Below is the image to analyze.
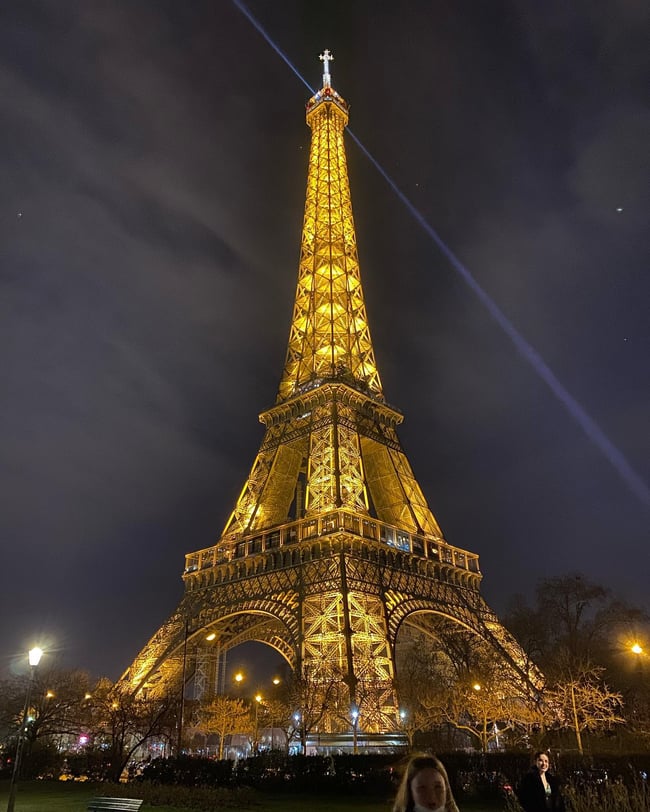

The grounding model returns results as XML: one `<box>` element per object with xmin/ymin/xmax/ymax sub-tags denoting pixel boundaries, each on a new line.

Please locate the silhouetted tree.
<box><xmin>195</xmin><ymin>695</ymin><xmax>250</xmax><ymax>759</ymax></box>
<box><xmin>88</xmin><ymin>678</ymin><xmax>178</xmax><ymax>782</ymax></box>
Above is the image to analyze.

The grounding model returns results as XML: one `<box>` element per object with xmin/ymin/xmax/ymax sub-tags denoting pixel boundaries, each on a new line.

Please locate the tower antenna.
<box><xmin>319</xmin><ymin>49</ymin><xmax>333</xmax><ymax>88</ymax></box>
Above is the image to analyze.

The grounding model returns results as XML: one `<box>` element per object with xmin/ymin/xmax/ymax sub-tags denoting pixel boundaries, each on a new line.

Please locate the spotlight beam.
<box><xmin>232</xmin><ymin>0</ymin><xmax>650</xmax><ymax>509</ymax></box>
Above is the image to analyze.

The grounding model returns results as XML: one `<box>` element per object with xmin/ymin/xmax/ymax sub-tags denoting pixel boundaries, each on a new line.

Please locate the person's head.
<box><xmin>533</xmin><ymin>751</ymin><xmax>550</xmax><ymax>774</ymax></box>
<box><xmin>393</xmin><ymin>754</ymin><xmax>459</xmax><ymax>812</ymax></box>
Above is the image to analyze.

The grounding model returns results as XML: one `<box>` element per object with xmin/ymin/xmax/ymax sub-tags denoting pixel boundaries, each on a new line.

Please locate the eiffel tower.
<box><xmin>120</xmin><ymin>51</ymin><xmax>535</xmax><ymax>732</ymax></box>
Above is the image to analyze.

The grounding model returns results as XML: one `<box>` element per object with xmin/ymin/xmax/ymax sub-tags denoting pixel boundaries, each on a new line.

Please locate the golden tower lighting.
<box><xmin>120</xmin><ymin>52</ymin><xmax>536</xmax><ymax>739</ymax></box>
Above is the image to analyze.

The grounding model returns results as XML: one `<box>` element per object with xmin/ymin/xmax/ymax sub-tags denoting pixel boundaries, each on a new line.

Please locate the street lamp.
<box><xmin>177</xmin><ymin>619</ymin><xmax>190</xmax><ymax>756</ymax></box>
<box><xmin>399</xmin><ymin>708</ymin><xmax>413</xmax><ymax>749</ymax></box>
<box><xmin>351</xmin><ymin>706</ymin><xmax>359</xmax><ymax>754</ymax></box>
<box><xmin>254</xmin><ymin>694</ymin><xmax>262</xmax><ymax>754</ymax></box>
<box><xmin>7</xmin><ymin>647</ymin><xmax>43</xmax><ymax>812</ymax></box>
<box><xmin>29</xmin><ymin>648</ymin><xmax>42</xmax><ymax>666</ymax></box>
<box><xmin>270</xmin><ymin>678</ymin><xmax>280</xmax><ymax>749</ymax></box>
<box><xmin>293</xmin><ymin>711</ymin><xmax>303</xmax><ymax>755</ymax></box>
<box><xmin>630</xmin><ymin>642</ymin><xmax>645</xmax><ymax>684</ymax></box>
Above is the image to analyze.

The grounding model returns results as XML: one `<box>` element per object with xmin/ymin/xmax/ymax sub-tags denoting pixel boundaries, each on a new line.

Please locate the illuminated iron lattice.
<box><xmin>119</xmin><ymin>55</ymin><xmax>538</xmax><ymax>735</ymax></box>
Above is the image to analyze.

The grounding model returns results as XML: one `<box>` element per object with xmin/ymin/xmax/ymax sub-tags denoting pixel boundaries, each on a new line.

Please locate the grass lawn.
<box><xmin>0</xmin><ymin>782</ymin><xmax>388</xmax><ymax>811</ymax></box>
<box><xmin>0</xmin><ymin>780</ymin><xmax>503</xmax><ymax>811</ymax></box>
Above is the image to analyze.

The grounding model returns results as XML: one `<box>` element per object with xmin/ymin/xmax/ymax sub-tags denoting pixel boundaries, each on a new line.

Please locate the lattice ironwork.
<box><xmin>193</xmin><ymin>645</ymin><xmax>218</xmax><ymax>701</ymax></box>
<box><xmin>278</xmin><ymin>85</ymin><xmax>382</xmax><ymax>403</ymax></box>
<box><xmin>119</xmin><ymin>58</ymin><xmax>537</xmax><ymax>736</ymax></box>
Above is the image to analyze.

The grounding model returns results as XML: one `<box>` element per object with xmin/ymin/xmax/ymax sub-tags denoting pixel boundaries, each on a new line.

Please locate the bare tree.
<box><xmin>195</xmin><ymin>696</ymin><xmax>250</xmax><ymax>759</ymax></box>
<box><xmin>256</xmin><ymin>697</ymin><xmax>295</xmax><ymax>753</ymax></box>
<box><xmin>394</xmin><ymin>633</ymin><xmax>454</xmax><ymax>749</ymax></box>
<box><xmin>88</xmin><ymin>678</ymin><xmax>178</xmax><ymax>782</ymax></box>
<box><xmin>546</xmin><ymin>666</ymin><xmax>624</xmax><ymax>755</ymax></box>
<box><xmin>0</xmin><ymin>666</ymin><xmax>93</xmax><ymax>766</ymax></box>
<box><xmin>505</xmin><ymin>573</ymin><xmax>648</xmax><ymax>750</ymax></box>
<box><xmin>516</xmin><ymin>573</ymin><xmax>646</xmax><ymax>678</ymax></box>
<box><xmin>422</xmin><ymin>673</ymin><xmax>534</xmax><ymax>753</ymax></box>
<box><xmin>284</xmin><ymin>667</ymin><xmax>336</xmax><ymax>754</ymax></box>
<box><xmin>410</xmin><ymin>636</ymin><xmax>540</xmax><ymax>753</ymax></box>
<box><xmin>503</xmin><ymin>595</ymin><xmax>547</xmax><ymax>672</ymax></box>
<box><xmin>397</xmin><ymin>706</ymin><xmax>436</xmax><ymax>751</ymax></box>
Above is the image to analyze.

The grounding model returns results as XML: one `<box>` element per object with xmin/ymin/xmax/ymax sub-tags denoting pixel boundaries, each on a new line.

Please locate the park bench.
<box><xmin>86</xmin><ymin>799</ymin><xmax>143</xmax><ymax>812</ymax></box>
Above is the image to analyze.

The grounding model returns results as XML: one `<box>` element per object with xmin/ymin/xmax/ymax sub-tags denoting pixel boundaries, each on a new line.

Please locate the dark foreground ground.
<box><xmin>0</xmin><ymin>780</ymin><xmax>503</xmax><ymax>811</ymax></box>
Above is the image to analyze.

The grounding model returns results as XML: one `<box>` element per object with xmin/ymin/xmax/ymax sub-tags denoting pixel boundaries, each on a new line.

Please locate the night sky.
<box><xmin>2</xmin><ymin>1</ymin><xmax>648</xmax><ymax>683</ymax></box>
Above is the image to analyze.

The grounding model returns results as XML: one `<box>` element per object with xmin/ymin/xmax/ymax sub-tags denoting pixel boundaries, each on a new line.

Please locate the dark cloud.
<box><xmin>1</xmin><ymin>1</ymin><xmax>647</xmax><ymax>679</ymax></box>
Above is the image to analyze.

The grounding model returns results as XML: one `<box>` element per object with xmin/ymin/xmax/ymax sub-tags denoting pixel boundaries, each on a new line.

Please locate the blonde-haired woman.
<box><xmin>393</xmin><ymin>753</ymin><xmax>460</xmax><ymax>812</ymax></box>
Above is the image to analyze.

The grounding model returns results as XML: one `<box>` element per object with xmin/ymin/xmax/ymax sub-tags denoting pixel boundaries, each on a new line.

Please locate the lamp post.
<box><xmin>399</xmin><ymin>708</ymin><xmax>414</xmax><ymax>750</ymax></box>
<box><xmin>177</xmin><ymin>619</ymin><xmax>190</xmax><ymax>756</ymax></box>
<box><xmin>253</xmin><ymin>694</ymin><xmax>262</xmax><ymax>754</ymax></box>
<box><xmin>630</xmin><ymin>642</ymin><xmax>645</xmax><ymax>689</ymax></box>
<box><xmin>269</xmin><ymin>678</ymin><xmax>280</xmax><ymax>750</ymax></box>
<box><xmin>293</xmin><ymin>711</ymin><xmax>303</xmax><ymax>755</ymax></box>
<box><xmin>7</xmin><ymin>647</ymin><xmax>43</xmax><ymax>812</ymax></box>
<box><xmin>269</xmin><ymin>677</ymin><xmax>281</xmax><ymax>750</ymax></box>
<box><xmin>351</xmin><ymin>706</ymin><xmax>359</xmax><ymax>754</ymax></box>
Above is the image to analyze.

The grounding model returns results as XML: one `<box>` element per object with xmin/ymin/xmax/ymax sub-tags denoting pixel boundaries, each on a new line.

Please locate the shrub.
<box><xmin>106</xmin><ymin>781</ymin><xmax>260</xmax><ymax>810</ymax></box>
<box><xmin>140</xmin><ymin>756</ymin><xmax>234</xmax><ymax>787</ymax></box>
<box><xmin>563</xmin><ymin>780</ymin><xmax>650</xmax><ymax>812</ymax></box>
